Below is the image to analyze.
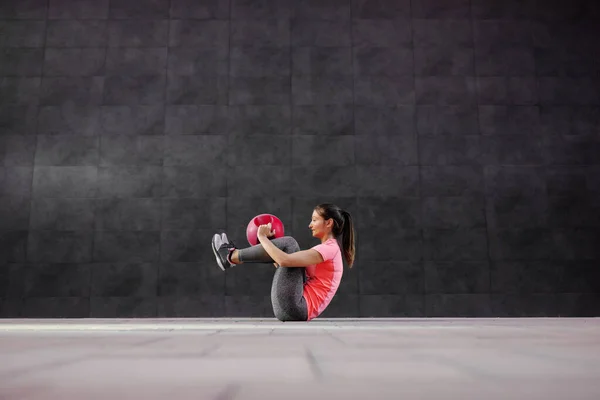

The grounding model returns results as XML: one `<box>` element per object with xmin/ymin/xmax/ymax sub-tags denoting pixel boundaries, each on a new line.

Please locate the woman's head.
<box><xmin>310</xmin><ymin>203</ymin><xmax>355</xmax><ymax>268</ymax></box>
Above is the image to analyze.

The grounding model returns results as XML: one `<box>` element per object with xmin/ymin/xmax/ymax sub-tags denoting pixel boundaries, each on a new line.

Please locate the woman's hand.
<box><xmin>257</xmin><ymin>222</ymin><xmax>275</xmax><ymax>239</ymax></box>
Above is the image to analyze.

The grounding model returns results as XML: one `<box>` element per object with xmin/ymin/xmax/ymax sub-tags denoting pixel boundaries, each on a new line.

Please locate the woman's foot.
<box><xmin>211</xmin><ymin>232</ymin><xmax>236</xmax><ymax>271</ymax></box>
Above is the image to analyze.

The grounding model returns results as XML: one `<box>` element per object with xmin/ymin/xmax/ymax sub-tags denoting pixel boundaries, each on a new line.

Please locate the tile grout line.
<box><xmin>289</xmin><ymin>0</ymin><xmax>293</xmax><ymax>239</ymax></box>
<box><xmin>304</xmin><ymin>346</ymin><xmax>325</xmax><ymax>381</ymax></box>
<box><xmin>468</xmin><ymin>0</ymin><xmax>494</xmax><ymax>307</ymax></box>
<box><xmin>222</xmin><ymin>0</ymin><xmax>233</xmax><ymax>302</ymax></box>
<box><xmin>24</xmin><ymin>0</ymin><xmax>52</xmax><ymax>287</ymax></box>
<box><xmin>408</xmin><ymin>0</ymin><xmax>427</xmax><ymax>317</ymax></box>
<box><xmin>155</xmin><ymin>0</ymin><xmax>174</xmax><ymax>318</ymax></box>
<box><xmin>349</xmin><ymin>0</ymin><xmax>361</xmax><ymax>318</ymax></box>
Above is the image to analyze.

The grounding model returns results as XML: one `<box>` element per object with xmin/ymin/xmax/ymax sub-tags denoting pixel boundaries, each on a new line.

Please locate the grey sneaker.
<box><xmin>211</xmin><ymin>232</ymin><xmax>236</xmax><ymax>271</ymax></box>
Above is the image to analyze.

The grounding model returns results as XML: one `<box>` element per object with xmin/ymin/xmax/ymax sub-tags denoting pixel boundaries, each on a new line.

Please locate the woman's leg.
<box><xmin>212</xmin><ymin>234</ymin><xmax>300</xmax><ymax>269</ymax></box>
<box><xmin>231</xmin><ymin>236</ymin><xmax>308</xmax><ymax>321</ymax></box>
<box><xmin>271</xmin><ymin>266</ymin><xmax>308</xmax><ymax>322</ymax></box>
<box><xmin>234</xmin><ymin>236</ymin><xmax>300</xmax><ymax>264</ymax></box>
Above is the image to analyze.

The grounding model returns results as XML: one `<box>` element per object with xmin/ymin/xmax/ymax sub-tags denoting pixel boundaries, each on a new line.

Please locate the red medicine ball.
<box><xmin>246</xmin><ymin>213</ymin><xmax>285</xmax><ymax>246</ymax></box>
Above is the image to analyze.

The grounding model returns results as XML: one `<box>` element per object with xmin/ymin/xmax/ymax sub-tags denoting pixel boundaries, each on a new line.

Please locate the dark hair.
<box><xmin>314</xmin><ymin>203</ymin><xmax>355</xmax><ymax>268</ymax></box>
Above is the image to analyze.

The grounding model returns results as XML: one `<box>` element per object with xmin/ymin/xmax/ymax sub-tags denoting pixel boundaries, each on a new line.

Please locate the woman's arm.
<box><xmin>257</xmin><ymin>226</ymin><xmax>323</xmax><ymax>267</ymax></box>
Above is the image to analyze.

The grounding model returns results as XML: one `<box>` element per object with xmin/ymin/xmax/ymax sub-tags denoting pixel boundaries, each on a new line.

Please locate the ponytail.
<box><xmin>315</xmin><ymin>203</ymin><xmax>356</xmax><ymax>268</ymax></box>
<box><xmin>340</xmin><ymin>210</ymin><xmax>356</xmax><ymax>268</ymax></box>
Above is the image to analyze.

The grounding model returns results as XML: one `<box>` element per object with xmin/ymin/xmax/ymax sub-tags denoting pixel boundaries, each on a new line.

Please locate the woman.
<box><xmin>211</xmin><ymin>203</ymin><xmax>355</xmax><ymax>322</ymax></box>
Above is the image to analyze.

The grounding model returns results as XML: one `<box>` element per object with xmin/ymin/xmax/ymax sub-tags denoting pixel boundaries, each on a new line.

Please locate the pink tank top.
<box><xmin>302</xmin><ymin>238</ymin><xmax>344</xmax><ymax>320</ymax></box>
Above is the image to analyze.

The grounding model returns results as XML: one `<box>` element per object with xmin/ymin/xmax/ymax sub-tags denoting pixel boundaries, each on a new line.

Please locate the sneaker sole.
<box><xmin>211</xmin><ymin>233</ymin><xmax>227</xmax><ymax>271</ymax></box>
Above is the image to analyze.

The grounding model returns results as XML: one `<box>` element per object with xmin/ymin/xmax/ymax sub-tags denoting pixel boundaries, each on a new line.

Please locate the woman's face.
<box><xmin>308</xmin><ymin>209</ymin><xmax>331</xmax><ymax>238</ymax></box>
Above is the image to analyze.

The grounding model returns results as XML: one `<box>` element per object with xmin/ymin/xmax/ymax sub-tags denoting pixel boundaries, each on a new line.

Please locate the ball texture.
<box><xmin>246</xmin><ymin>213</ymin><xmax>285</xmax><ymax>246</ymax></box>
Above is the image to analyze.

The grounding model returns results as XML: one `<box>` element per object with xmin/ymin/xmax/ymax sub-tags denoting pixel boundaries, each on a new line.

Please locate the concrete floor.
<box><xmin>0</xmin><ymin>318</ymin><xmax>599</xmax><ymax>400</ymax></box>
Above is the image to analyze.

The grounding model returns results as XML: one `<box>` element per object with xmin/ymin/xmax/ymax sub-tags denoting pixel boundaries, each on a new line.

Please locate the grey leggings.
<box><xmin>237</xmin><ymin>236</ymin><xmax>308</xmax><ymax>322</ymax></box>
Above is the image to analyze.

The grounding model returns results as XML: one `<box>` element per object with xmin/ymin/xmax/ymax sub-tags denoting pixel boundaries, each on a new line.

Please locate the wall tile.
<box><xmin>359</xmin><ymin>261</ymin><xmax>424</xmax><ymax>295</ymax></box>
<box><xmin>292</xmin><ymin>20</ymin><xmax>351</xmax><ymax>47</ymax></box>
<box><xmin>1</xmin><ymin>0</ymin><xmax>47</xmax><ymax>19</ymax></box>
<box><xmin>292</xmin><ymin>0</ymin><xmax>351</xmax><ymax>20</ymax></box>
<box><xmin>229</xmin><ymin>76</ymin><xmax>290</xmax><ymax>105</ymax></box>
<box><xmin>425</xmin><ymin>261</ymin><xmax>490</xmax><ymax>294</ymax></box>
<box><xmin>20</xmin><ymin>297</ymin><xmax>89</xmax><ymax>318</ymax></box>
<box><xmin>48</xmin><ymin>0</ymin><xmax>109</xmax><ymax>19</ymax></box>
<box><xmin>231</xmin><ymin>0</ymin><xmax>291</xmax><ymax>19</ymax></box>
<box><xmin>105</xmin><ymin>48</ymin><xmax>167</xmax><ymax>76</ymax></box>
<box><xmin>354</xmin><ymin>46</ymin><xmax>413</xmax><ymax>76</ymax></box>
<box><xmin>355</xmin><ymin>106</ymin><xmax>414</xmax><ymax>135</ymax></box>
<box><xmin>0</xmin><ymin>49</ymin><xmax>44</xmax><ymax>76</ymax></box>
<box><xmin>159</xmin><ymin>262</ymin><xmax>225</xmax><ymax>296</ymax></box>
<box><xmin>96</xmin><ymin>166</ymin><xmax>161</xmax><ymax>198</ymax></box>
<box><xmin>99</xmin><ymin>105</ymin><xmax>164</xmax><ymax>135</ymax></box>
<box><xmin>292</xmin><ymin>76</ymin><xmax>353</xmax><ymax>105</ymax></box>
<box><xmin>491</xmin><ymin>293</ymin><xmax>557</xmax><ymax>317</ymax></box>
<box><xmin>0</xmin><ymin>167</ymin><xmax>33</xmax><ymax>197</ymax></box>
<box><xmin>292</xmin><ymin>136</ymin><xmax>354</xmax><ymax>166</ymax></box>
<box><xmin>0</xmin><ymin>21</ymin><xmax>46</xmax><ymax>48</ymax></box>
<box><xmin>293</xmin><ymin>47</ymin><xmax>352</xmax><ymax>76</ymax></box>
<box><xmin>353</xmin><ymin>19</ymin><xmax>412</xmax><ymax>47</ymax></box>
<box><xmin>47</xmin><ymin>21</ymin><xmax>108</xmax><ymax>47</ymax></box>
<box><xmin>422</xmin><ymin>228</ymin><xmax>489</xmax><ymax>261</ymax></box>
<box><xmin>90</xmin><ymin>297</ymin><xmax>157</xmax><ymax>318</ymax></box>
<box><xmin>170</xmin><ymin>0</ymin><xmax>230</xmax><ymax>20</ymax></box>
<box><xmin>1</xmin><ymin>0</ymin><xmax>598</xmax><ymax>318</ymax></box>
<box><xmin>0</xmin><ymin>197</ymin><xmax>30</xmax><ymax>230</ymax></box>
<box><xmin>99</xmin><ymin>136</ymin><xmax>164</xmax><ymax>166</ymax></box>
<box><xmin>161</xmin><ymin>229</ymin><xmax>224</xmax><ymax>263</ymax></box>
<box><xmin>416</xmin><ymin>105</ymin><xmax>479</xmax><ymax>135</ymax></box>
<box><xmin>93</xmin><ymin>232</ymin><xmax>161</xmax><ymax>262</ymax></box>
<box><xmin>109</xmin><ymin>0</ymin><xmax>170</xmax><ymax>19</ymax></box>
<box><xmin>107</xmin><ymin>20</ymin><xmax>168</xmax><ymax>47</ymax></box>
<box><xmin>426</xmin><ymin>294</ymin><xmax>493</xmax><ymax>317</ymax></box>
<box><xmin>352</xmin><ymin>0</ymin><xmax>411</xmax><ymax>19</ymax></box>
<box><xmin>0</xmin><ymin>135</ymin><xmax>36</xmax><ymax>166</ymax></box>
<box><xmin>421</xmin><ymin>166</ymin><xmax>485</xmax><ymax>197</ymax></box>
<box><xmin>412</xmin><ymin>0</ymin><xmax>470</xmax><ymax>18</ymax></box>
<box><xmin>32</xmin><ymin>166</ymin><xmax>98</xmax><ymax>198</ymax></box>
<box><xmin>231</xmin><ymin>20</ymin><xmax>289</xmax><ymax>47</ymax></box>
<box><xmin>157</xmin><ymin>295</ymin><xmax>225</xmax><ymax>317</ymax></box>
<box><xmin>230</xmin><ymin>47</ymin><xmax>290</xmax><ymax>77</ymax></box>
<box><xmin>91</xmin><ymin>263</ymin><xmax>158</xmax><ymax>297</ymax></box>
<box><xmin>359</xmin><ymin>294</ymin><xmax>425</xmax><ymax>317</ymax></box>
<box><xmin>104</xmin><ymin>76</ymin><xmax>164</xmax><ymax>105</ymax></box>
<box><xmin>161</xmin><ymin>166</ymin><xmax>227</xmax><ymax>198</ymax></box>
<box><xmin>0</xmin><ymin>231</ymin><xmax>28</xmax><ymax>263</ymax></box>
<box><xmin>30</xmin><ymin>198</ymin><xmax>95</xmax><ymax>230</ymax></box>
<box><xmin>27</xmin><ymin>231</ymin><xmax>94</xmax><ymax>263</ymax></box>
<box><xmin>293</xmin><ymin>105</ymin><xmax>353</xmax><ymax>135</ymax></box>
<box><xmin>38</xmin><ymin>105</ymin><xmax>100</xmax><ymax>136</ymax></box>
<box><xmin>41</xmin><ymin>77</ymin><xmax>104</xmax><ymax>105</ymax></box>
<box><xmin>419</xmin><ymin>44</ymin><xmax>474</xmax><ymax>78</ymax></box>
<box><xmin>422</xmin><ymin>197</ymin><xmax>486</xmax><ymax>229</ymax></box>
<box><xmin>95</xmin><ymin>199</ymin><xmax>161</xmax><ymax>231</ymax></box>
<box><xmin>21</xmin><ymin>263</ymin><xmax>92</xmax><ymax>297</ymax></box>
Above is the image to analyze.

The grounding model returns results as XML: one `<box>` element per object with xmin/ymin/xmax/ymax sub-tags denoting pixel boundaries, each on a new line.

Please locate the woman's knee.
<box><xmin>284</xmin><ymin>236</ymin><xmax>300</xmax><ymax>252</ymax></box>
<box><xmin>273</xmin><ymin>236</ymin><xmax>300</xmax><ymax>253</ymax></box>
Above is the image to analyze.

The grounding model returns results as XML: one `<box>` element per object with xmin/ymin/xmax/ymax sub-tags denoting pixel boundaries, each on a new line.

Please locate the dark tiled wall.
<box><xmin>1</xmin><ymin>0</ymin><xmax>599</xmax><ymax>318</ymax></box>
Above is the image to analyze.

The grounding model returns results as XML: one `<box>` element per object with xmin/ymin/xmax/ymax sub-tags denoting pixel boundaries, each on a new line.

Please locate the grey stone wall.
<box><xmin>1</xmin><ymin>0</ymin><xmax>599</xmax><ymax>318</ymax></box>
